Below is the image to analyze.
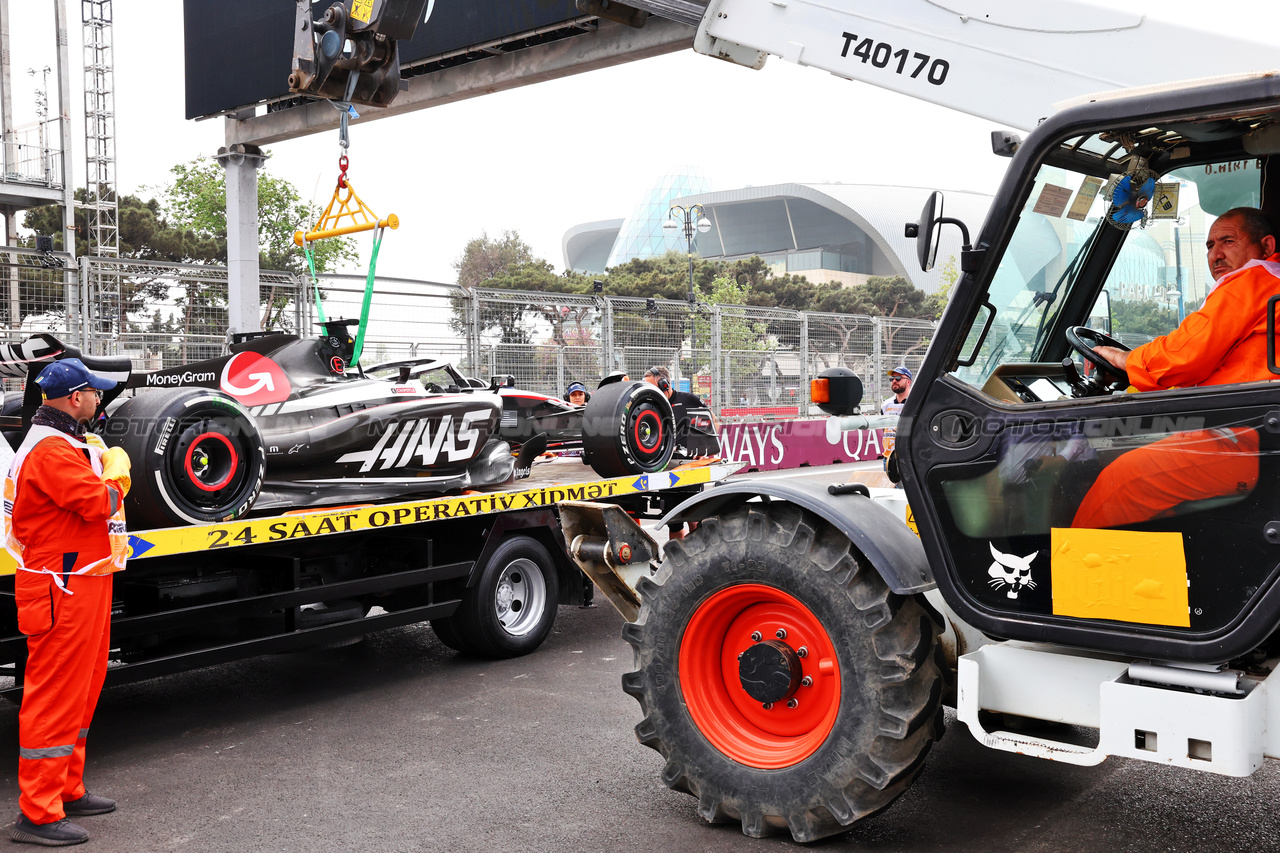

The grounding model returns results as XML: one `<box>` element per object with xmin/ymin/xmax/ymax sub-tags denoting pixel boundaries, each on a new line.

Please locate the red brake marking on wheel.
<box><xmin>679</xmin><ymin>584</ymin><xmax>841</xmax><ymax>769</ymax></box>
<box><xmin>185</xmin><ymin>432</ymin><xmax>238</xmax><ymax>492</ymax></box>
<box><xmin>633</xmin><ymin>410</ymin><xmax>662</xmax><ymax>453</ymax></box>
<box><xmin>220</xmin><ymin>351</ymin><xmax>291</xmax><ymax>406</ymax></box>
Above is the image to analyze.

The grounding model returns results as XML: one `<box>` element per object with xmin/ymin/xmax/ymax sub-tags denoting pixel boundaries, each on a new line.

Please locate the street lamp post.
<box><xmin>663</xmin><ymin>205</ymin><xmax>711</xmax><ymax>383</ymax></box>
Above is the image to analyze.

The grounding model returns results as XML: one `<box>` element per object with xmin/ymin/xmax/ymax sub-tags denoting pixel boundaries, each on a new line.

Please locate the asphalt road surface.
<box><xmin>0</xmin><ymin>601</ymin><xmax>1277</xmax><ymax>853</ymax></box>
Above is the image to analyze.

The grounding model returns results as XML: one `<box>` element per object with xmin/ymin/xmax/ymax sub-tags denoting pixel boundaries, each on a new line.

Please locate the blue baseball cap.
<box><xmin>35</xmin><ymin>358</ymin><xmax>116</xmax><ymax>399</ymax></box>
<box><xmin>888</xmin><ymin>366</ymin><xmax>912</xmax><ymax>380</ymax></box>
<box><xmin>566</xmin><ymin>382</ymin><xmax>587</xmax><ymax>396</ymax></box>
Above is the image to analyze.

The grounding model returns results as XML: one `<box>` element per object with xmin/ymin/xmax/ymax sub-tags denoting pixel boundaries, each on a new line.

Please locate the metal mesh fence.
<box><xmin>473</xmin><ymin>288</ymin><xmax>604</xmax><ymax>394</ymax></box>
<box><xmin>807</xmin><ymin>311</ymin><xmax>877</xmax><ymax>412</ymax></box>
<box><xmin>608</xmin><ymin>296</ymin><xmax>711</xmax><ymax>402</ymax></box>
<box><xmin>0</xmin><ymin>253</ymin><xmax>937</xmax><ymax>419</ymax></box>
<box><xmin>310</xmin><ymin>274</ymin><xmax>466</xmax><ymax>370</ymax></box>
<box><xmin>0</xmin><ymin>248</ymin><xmax>79</xmax><ymax>348</ymax></box>
<box><xmin>82</xmin><ymin>257</ymin><xmax>303</xmax><ymax>367</ymax></box>
<box><xmin>718</xmin><ymin>305</ymin><xmax>804</xmax><ymax>418</ymax></box>
<box><xmin>876</xmin><ymin>317</ymin><xmax>936</xmax><ymax>407</ymax></box>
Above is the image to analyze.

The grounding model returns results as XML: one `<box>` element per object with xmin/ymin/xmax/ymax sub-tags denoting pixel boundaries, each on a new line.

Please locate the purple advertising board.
<box><xmin>718</xmin><ymin>418</ymin><xmax>886</xmax><ymax>471</ymax></box>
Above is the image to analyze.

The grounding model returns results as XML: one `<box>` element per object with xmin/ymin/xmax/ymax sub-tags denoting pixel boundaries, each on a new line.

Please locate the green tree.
<box><xmin>927</xmin><ymin>255</ymin><xmax>960</xmax><ymax>319</ymax></box>
<box><xmin>446</xmin><ymin>232</ymin><xmax>943</xmax><ymax>382</ymax></box>
<box><xmin>22</xmin><ymin>191</ymin><xmax>222</xmax><ymax>262</ymax></box>
<box><xmin>1113</xmin><ymin>299</ymin><xmax>1179</xmax><ymax>339</ymax></box>
<box><xmin>157</xmin><ymin>156</ymin><xmax>358</xmax><ymax>334</ymax></box>
<box><xmin>158</xmin><ymin>156</ymin><xmax>356</xmax><ymax>275</ymax></box>
<box><xmin>23</xmin><ymin>161</ymin><xmax>356</xmax><ymax>341</ymax></box>
<box><xmin>692</xmin><ymin>275</ymin><xmax>771</xmax><ymax>399</ymax></box>
<box><xmin>21</xmin><ymin>191</ymin><xmax>226</xmax><ymax>337</ymax></box>
<box><xmin>453</xmin><ymin>230</ymin><xmax>538</xmax><ymax>289</ymax></box>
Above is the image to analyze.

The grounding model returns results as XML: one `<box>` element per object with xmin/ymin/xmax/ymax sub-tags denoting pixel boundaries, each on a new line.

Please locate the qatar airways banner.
<box><xmin>718</xmin><ymin>419</ymin><xmax>885</xmax><ymax>471</ymax></box>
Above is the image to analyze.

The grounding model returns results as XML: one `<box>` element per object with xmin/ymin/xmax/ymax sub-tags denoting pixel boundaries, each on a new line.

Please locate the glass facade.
<box><xmin>605</xmin><ymin>167</ymin><xmax>714</xmax><ymax>267</ymax></box>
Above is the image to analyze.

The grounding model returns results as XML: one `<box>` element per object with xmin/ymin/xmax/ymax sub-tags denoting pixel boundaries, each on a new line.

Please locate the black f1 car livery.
<box><xmin>366</xmin><ymin>358</ymin><xmax>723</xmax><ymax>476</ymax></box>
<box><xmin>0</xmin><ymin>321</ymin><xmax>716</xmax><ymax>529</ymax></box>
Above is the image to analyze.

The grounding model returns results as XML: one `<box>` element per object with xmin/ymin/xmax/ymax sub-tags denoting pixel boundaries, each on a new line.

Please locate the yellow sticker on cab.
<box><xmin>904</xmin><ymin>504</ymin><xmax>919</xmax><ymax>537</ymax></box>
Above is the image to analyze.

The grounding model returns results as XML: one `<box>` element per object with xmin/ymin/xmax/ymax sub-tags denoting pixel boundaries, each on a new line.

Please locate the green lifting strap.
<box><xmin>304</xmin><ymin>244</ymin><xmax>327</xmax><ymax>326</ymax></box>
<box><xmin>350</xmin><ymin>226</ymin><xmax>384</xmax><ymax>365</ymax></box>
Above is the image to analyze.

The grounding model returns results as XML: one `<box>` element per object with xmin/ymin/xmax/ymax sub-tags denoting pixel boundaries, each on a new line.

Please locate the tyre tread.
<box><xmin>622</xmin><ymin>503</ymin><xmax>944</xmax><ymax>843</ymax></box>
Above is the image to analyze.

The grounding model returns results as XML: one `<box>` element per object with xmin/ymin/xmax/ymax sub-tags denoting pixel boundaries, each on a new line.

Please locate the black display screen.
<box><xmin>184</xmin><ymin>0</ymin><xmax>584</xmax><ymax>120</ymax></box>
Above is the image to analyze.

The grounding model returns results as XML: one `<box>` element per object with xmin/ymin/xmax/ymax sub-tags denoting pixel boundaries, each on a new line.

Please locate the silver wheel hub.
<box><xmin>493</xmin><ymin>557</ymin><xmax>547</xmax><ymax>637</ymax></box>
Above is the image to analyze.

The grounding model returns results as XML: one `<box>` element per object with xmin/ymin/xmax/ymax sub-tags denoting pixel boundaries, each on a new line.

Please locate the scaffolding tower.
<box><xmin>81</xmin><ymin>0</ymin><xmax>117</xmax><ymax>258</ymax></box>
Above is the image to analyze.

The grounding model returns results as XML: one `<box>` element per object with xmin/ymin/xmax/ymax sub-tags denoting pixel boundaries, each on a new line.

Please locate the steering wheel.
<box><xmin>1065</xmin><ymin>326</ymin><xmax>1131</xmax><ymax>388</ymax></box>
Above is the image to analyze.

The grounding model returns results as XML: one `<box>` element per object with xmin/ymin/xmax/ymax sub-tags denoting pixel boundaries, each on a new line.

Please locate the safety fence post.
<box><xmin>76</xmin><ymin>255</ymin><xmax>91</xmax><ymax>353</ymax></box>
<box><xmin>294</xmin><ymin>272</ymin><xmax>306</xmax><ymax>339</ymax></box>
<box><xmin>468</xmin><ymin>288</ymin><xmax>482</xmax><ymax>377</ymax></box>
<box><xmin>556</xmin><ymin>347</ymin><xmax>565</xmax><ymax>396</ymax></box>
<box><xmin>871</xmin><ymin>316</ymin><xmax>884</xmax><ymax>409</ymax></box>
<box><xmin>601</xmin><ymin>296</ymin><xmax>613</xmax><ymax>376</ymax></box>
<box><xmin>709</xmin><ymin>304</ymin><xmax>722</xmax><ymax>416</ymax></box>
<box><xmin>799</xmin><ymin>313</ymin><xmax>809</xmax><ymax>417</ymax></box>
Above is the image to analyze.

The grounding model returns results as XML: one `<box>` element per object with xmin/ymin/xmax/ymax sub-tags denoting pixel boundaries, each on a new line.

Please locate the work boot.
<box><xmin>10</xmin><ymin>814</ymin><xmax>88</xmax><ymax>846</ymax></box>
<box><xmin>61</xmin><ymin>793</ymin><xmax>116</xmax><ymax>816</ymax></box>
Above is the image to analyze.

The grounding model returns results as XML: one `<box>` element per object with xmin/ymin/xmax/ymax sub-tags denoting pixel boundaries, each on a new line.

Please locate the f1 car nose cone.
<box><xmin>738</xmin><ymin>639</ymin><xmax>803</xmax><ymax>704</ymax></box>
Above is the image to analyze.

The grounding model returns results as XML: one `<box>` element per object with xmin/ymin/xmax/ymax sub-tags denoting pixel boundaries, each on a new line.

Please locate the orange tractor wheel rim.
<box><xmin>679</xmin><ymin>584</ymin><xmax>842</xmax><ymax>769</ymax></box>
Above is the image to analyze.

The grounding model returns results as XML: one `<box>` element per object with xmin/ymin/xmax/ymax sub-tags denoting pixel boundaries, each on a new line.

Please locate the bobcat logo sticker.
<box><xmin>987</xmin><ymin>543</ymin><xmax>1038</xmax><ymax>599</ymax></box>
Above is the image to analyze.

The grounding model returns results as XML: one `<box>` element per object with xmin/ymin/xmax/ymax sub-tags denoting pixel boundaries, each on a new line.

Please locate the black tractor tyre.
<box><xmin>102</xmin><ymin>388</ymin><xmax>266</xmax><ymax>528</ymax></box>
<box><xmin>431</xmin><ymin>536</ymin><xmax>559</xmax><ymax>658</ymax></box>
<box><xmin>581</xmin><ymin>380</ymin><xmax>675</xmax><ymax>478</ymax></box>
<box><xmin>622</xmin><ymin>502</ymin><xmax>945</xmax><ymax>842</ymax></box>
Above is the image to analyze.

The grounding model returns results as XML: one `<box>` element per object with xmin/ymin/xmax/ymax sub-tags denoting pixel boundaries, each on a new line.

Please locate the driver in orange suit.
<box><xmin>1073</xmin><ymin>207</ymin><xmax>1279</xmax><ymax>529</ymax></box>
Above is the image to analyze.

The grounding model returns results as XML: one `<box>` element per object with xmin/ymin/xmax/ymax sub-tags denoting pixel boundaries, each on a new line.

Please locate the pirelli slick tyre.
<box><xmin>581</xmin><ymin>380</ymin><xmax>674</xmax><ymax>478</ymax></box>
<box><xmin>103</xmin><ymin>388</ymin><xmax>266</xmax><ymax>528</ymax></box>
<box><xmin>622</xmin><ymin>503</ymin><xmax>945</xmax><ymax>843</ymax></box>
<box><xmin>431</xmin><ymin>536</ymin><xmax>559</xmax><ymax>658</ymax></box>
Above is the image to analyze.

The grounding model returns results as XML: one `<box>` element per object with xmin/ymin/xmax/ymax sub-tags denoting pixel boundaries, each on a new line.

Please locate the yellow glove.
<box><xmin>83</xmin><ymin>433</ymin><xmax>106</xmax><ymax>453</ymax></box>
<box><xmin>101</xmin><ymin>446</ymin><xmax>131</xmax><ymax>498</ymax></box>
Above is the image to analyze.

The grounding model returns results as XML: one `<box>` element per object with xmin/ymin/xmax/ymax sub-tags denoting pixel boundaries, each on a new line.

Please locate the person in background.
<box><xmin>880</xmin><ymin>366</ymin><xmax>912</xmax><ymax>488</ymax></box>
<box><xmin>565</xmin><ymin>382</ymin><xmax>590</xmax><ymax>406</ymax></box>
<box><xmin>643</xmin><ymin>366</ymin><xmax>703</xmax><ymax>444</ymax></box>
<box><xmin>643</xmin><ymin>366</ymin><xmax>706</xmax><ymax>540</ymax></box>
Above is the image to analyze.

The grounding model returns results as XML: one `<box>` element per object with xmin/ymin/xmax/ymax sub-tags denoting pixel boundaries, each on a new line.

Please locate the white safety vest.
<box><xmin>2</xmin><ymin>426</ymin><xmax>128</xmax><ymax>593</ymax></box>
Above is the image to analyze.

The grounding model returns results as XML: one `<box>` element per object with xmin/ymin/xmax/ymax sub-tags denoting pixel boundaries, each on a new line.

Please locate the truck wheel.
<box><xmin>432</xmin><ymin>536</ymin><xmax>559</xmax><ymax>658</ymax></box>
<box><xmin>429</xmin><ymin>616</ymin><xmax>467</xmax><ymax>653</ymax></box>
<box><xmin>103</xmin><ymin>388</ymin><xmax>266</xmax><ymax>528</ymax></box>
<box><xmin>581</xmin><ymin>380</ymin><xmax>674</xmax><ymax>478</ymax></box>
<box><xmin>622</xmin><ymin>503</ymin><xmax>944</xmax><ymax>842</ymax></box>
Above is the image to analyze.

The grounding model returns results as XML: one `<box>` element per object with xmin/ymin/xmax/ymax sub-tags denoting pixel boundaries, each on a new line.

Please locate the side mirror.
<box><xmin>916</xmin><ymin>191</ymin><xmax>943</xmax><ymax>273</ymax></box>
<box><xmin>908</xmin><ymin>191</ymin><xmax>977</xmax><ymax>274</ymax></box>
<box><xmin>991</xmin><ymin>130</ymin><xmax>1022</xmax><ymax>158</ymax></box>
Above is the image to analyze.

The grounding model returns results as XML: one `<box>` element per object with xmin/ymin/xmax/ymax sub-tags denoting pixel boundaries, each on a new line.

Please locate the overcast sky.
<box><xmin>2</xmin><ymin>0</ymin><xmax>1270</xmax><ymax>283</ymax></box>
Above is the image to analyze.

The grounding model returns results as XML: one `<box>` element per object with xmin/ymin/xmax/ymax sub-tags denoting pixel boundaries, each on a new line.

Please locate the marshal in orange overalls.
<box><xmin>5</xmin><ymin>429</ymin><xmax>127</xmax><ymax>825</ymax></box>
<box><xmin>1072</xmin><ymin>254</ymin><xmax>1280</xmax><ymax>529</ymax></box>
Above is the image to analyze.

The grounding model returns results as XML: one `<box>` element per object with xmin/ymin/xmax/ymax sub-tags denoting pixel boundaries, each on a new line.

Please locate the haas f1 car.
<box><xmin>365</xmin><ymin>359</ymin><xmax>723</xmax><ymax>474</ymax></box>
<box><xmin>0</xmin><ymin>322</ymin><xmax>707</xmax><ymax>529</ymax></box>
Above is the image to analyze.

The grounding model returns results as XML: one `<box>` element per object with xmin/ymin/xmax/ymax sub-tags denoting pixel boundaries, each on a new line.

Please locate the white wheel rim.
<box><xmin>494</xmin><ymin>557</ymin><xmax>547</xmax><ymax>637</ymax></box>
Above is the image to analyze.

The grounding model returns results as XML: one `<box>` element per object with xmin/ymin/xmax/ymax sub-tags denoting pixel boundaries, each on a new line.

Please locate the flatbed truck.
<box><xmin>0</xmin><ymin>459</ymin><xmax>738</xmax><ymax>700</ymax></box>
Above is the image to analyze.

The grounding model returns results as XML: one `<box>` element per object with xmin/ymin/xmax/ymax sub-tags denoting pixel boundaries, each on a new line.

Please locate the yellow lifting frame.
<box><xmin>293</xmin><ymin>175</ymin><xmax>399</xmax><ymax>247</ymax></box>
